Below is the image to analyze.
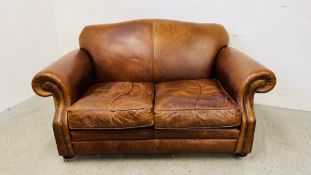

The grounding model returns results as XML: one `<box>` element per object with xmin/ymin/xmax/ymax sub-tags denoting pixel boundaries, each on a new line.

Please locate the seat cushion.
<box><xmin>68</xmin><ymin>82</ymin><xmax>154</xmax><ymax>129</ymax></box>
<box><xmin>154</xmin><ymin>79</ymin><xmax>241</xmax><ymax>129</ymax></box>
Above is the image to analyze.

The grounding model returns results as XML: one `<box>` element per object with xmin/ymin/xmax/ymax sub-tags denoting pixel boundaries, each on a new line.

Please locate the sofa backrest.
<box><xmin>79</xmin><ymin>19</ymin><xmax>229</xmax><ymax>83</ymax></box>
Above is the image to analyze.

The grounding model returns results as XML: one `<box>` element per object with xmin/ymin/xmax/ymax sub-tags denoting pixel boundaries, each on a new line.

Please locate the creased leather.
<box><xmin>215</xmin><ymin>47</ymin><xmax>276</xmax><ymax>154</ymax></box>
<box><xmin>154</xmin><ymin>79</ymin><xmax>241</xmax><ymax>129</ymax></box>
<box><xmin>68</xmin><ymin>82</ymin><xmax>154</xmax><ymax>129</ymax></box>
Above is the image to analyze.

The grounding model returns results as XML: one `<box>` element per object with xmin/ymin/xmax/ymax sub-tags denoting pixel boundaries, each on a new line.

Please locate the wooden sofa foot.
<box><xmin>236</xmin><ymin>153</ymin><xmax>248</xmax><ymax>157</ymax></box>
<box><xmin>63</xmin><ymin>155</ymin><xmax>75</xmax><ymax>162</ymax></box>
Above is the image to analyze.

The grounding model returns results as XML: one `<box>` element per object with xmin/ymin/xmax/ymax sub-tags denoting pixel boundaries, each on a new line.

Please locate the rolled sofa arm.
<box><xmin>32</xmin><ymin>49</ymin><xmax>93</xmax><ymax>106</ymax></box>
<box><xmin>215</xmin><ymin>47</ymin><xmax>276</xmax><ymax>104</ymax></box>
<box><xmin>214</xmin><ymin>47</ymin><xmax>276</xmax><ymax>154</ymax></box>
<box><xmin>31</xmin><ymin>49</ymin><xmax>93</xmax><ymax>157</ymax></box>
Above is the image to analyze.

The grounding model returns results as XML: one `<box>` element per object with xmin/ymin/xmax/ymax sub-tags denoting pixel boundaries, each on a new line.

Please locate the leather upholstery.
<box><xmin>31</xmin><ymin>19</ymin><xmax>276</xmax><ymax>158</ymax></box>
<box><xmin>68</xmin><ymin>82</ymin><xmax>154</xmax><ymax>129</ymax></box>
<box><xmin>153</xmin><ymin>20</ymin><xmax>228</xmax><ymax>82</ymax></box>
<box><xmin>32</xmin><ymin>49</ymin><xmax>93</xmax><ymax>105</ymax></box>
<box><xmin>71</xmin><ymin>128</ymin><xmax>240</xmax><ymax>141</ymax></box>
<box><xmin>215</xmin><ymin>47</ymin><xmax>276</xmax><ymax>103</ymax></box>
<box><xmin>79</xmin><ymin>20</ymin><xmax>154</xmax><ymax>82</ymax></box>
<box><xmin>154</xmin><ymin>79</ymin><xmax>241</xmax><ymax>129</ymax></box>
<box><xmin>79</xmin><ymin>19</ymin><xmax>228</xmax><ymax>83</ymax></box>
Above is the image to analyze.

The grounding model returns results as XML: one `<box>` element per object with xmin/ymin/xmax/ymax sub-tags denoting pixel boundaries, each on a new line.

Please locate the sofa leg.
<box><xmin>63</xmin><ymin>155</ymin><xmax>75</xmax><ymax>162</ymax></box>
<box><xmin>236</xmin><ymin>153</ymin><xmax>248</xmax><ymax>157</ymax></box>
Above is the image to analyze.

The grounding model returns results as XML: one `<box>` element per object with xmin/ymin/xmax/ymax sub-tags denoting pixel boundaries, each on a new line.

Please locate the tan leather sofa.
<box><xmin>32</xmin><ymin>19</ymin><xmax>276</xmax><ymax>160</ymax></box>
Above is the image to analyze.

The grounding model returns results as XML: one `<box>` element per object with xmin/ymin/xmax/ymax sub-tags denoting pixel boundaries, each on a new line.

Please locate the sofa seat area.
<box><xmin>154</xmin><ymin>79</ymin><xmax>241</xmax><ymax>129</ymax></box>
<box><xmin>67</xmin><ymin>79</ymin><xmax>241</xmax><ymax>131</ymax></box>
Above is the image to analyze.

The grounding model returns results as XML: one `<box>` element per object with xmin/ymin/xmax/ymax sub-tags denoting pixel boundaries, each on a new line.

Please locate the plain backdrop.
<box><xmin>0</xmin><ymin>0</ymin><xmax>311</xmax><ymax>112</ymax></box>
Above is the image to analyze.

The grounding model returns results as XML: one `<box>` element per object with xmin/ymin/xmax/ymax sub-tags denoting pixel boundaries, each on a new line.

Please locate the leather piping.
<box><xmin>152</xmin><ymin>19</ymin><xmax>155</xmax><ymax>82</ymax></box>
<box><xmin>32</xmin><ymin>74</ymin><xmax>74</xmax><ymax>157</ymax></box>
<box><xmin>69</xmin><ymin>123</ymin><xmax>155</xmax><ymax>130</ymax></box>
<box><xmin>68</xmin><ymin>108</ymin><xmax>147</xmax><ymax>112</ymax></box>
<box><xmin>155</xmin><ymin>108</ymin><xmax>239</xmax><ymax>111</ymax></box>
<box><xmin>155</xmin><ymin>124</ymin><xmax>241</xmax><ymax>130</ymax></box>
<box><xmin>235</xmin><ymin>71</ymin><xmax>276</xmax><ymax>154</ymax></box>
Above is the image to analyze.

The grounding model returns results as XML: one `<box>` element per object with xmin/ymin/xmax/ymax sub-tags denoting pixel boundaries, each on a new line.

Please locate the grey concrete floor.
<box><xmin>0</xmin><ymin>96</ymin><xmax>311</xmax><ymax>175</ymax></box>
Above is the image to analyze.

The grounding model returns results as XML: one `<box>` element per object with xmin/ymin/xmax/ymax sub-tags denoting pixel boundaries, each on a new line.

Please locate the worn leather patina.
<box><xmin>32</xmin><ymin>19</ymin><xmax>276</xmax><ymax>159</ymax></box>
<box><xmin>67</xmin><ymin>82</ymin><xmax>154</xmax><ymax>129</ymax></box>
<box><xmin>154</xmin><ymin>79</ymin><xmax>241</xmax><ymax>129</ymax></box>
<box><xmin>79</xmin><ymin>19</ymin><xmax>228</xmax><ymax>83</ymax></box>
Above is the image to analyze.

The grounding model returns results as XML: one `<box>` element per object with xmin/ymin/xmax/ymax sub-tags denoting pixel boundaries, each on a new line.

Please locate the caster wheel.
<box><xmin>236</xmin><ymin>153</ymin><xmax>248</xmax><ymax>157</ymax></box>
<box><xmin>63</xmin><ymin>155</ymin><xmax>75</xmax><ymax>162</ymax></box>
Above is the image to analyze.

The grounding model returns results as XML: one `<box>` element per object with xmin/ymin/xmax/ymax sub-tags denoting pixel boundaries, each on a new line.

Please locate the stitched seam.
<box><xmin>240</xmin><ymin>78</ymin><xmax>265</xmax><ymax>153</ymax></box>
<box><xmin>45</xmin><ymin>81</ymin><xmax>72</xmax><ymax>156</ymax></box>
<box><xmin>155</xmin><ymin>108</ymin><xmax>240</xmax><ymax>112</ymax></box>
<box><xmin>68</xmin><ymin>108</ymin><xmax>150</xmax><ymax>113</ymax></box>
<box><xmin>69</xmin><ymin>123</ymin><xmax>155</xmax><ymax>130</ymax></box>
<box><xmin>155</xmin><ymin>124</ymin><xmax>242</xmax><ymax>130</ymax></box>
<box><xmin>152</xmin><ymin>19</ymin><xmax>155</xmax><ymax>82</ymax></box>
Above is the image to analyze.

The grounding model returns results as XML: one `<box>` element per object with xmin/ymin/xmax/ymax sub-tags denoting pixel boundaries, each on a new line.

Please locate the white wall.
<box><xmin>1</xmin><ymin>0</ymin><xmax>311</xmax><ymax>112</ymax></box>
<box><xmin>0</xmin><ymin>0</ymin><xmax>59</xmax><ymax>111</ymax></box>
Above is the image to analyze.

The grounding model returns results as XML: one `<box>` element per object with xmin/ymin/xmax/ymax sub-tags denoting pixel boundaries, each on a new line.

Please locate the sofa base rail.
<box><xmin>70</xmin><ymin>128</ymin><xmax>240</xmax><ymax>141</ymax></box>
<box><xmin>69</xmin><ymin>139</ymin><xmax>237</xmax><ymax>155</ymax></box>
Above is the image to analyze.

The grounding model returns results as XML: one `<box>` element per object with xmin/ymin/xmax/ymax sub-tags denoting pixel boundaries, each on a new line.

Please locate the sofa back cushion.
<box><xmin>79</xmin><ymin>19</ymin><xmax>229</xmax><ymax>83</ymax></box>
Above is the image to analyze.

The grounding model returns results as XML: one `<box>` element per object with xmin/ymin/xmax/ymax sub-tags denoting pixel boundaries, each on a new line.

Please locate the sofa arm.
<box><xmin>215</xmin><ymin>47</ymin><xmax>276</xmax><ymax>154</ymax></box>
<box><xmin>32</xmin><ymin>49</ymin><xmax>93</xmax><ymax>106</ymax></box>
<box><xmin>31</xmin><ymin>49</ymin><xmax>93</xmax><ymax>157</ymax></box>
<box><xmin>215</xmin><ymin>47</ymin><xmax>276</xmax><ymax>104</ymax></box>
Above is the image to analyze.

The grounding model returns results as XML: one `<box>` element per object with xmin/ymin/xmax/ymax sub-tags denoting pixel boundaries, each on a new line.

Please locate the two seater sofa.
<box><xmin>32</xmin><ymin>19</ymin><xmax>276</xmax><ymax>160</ymax></box>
